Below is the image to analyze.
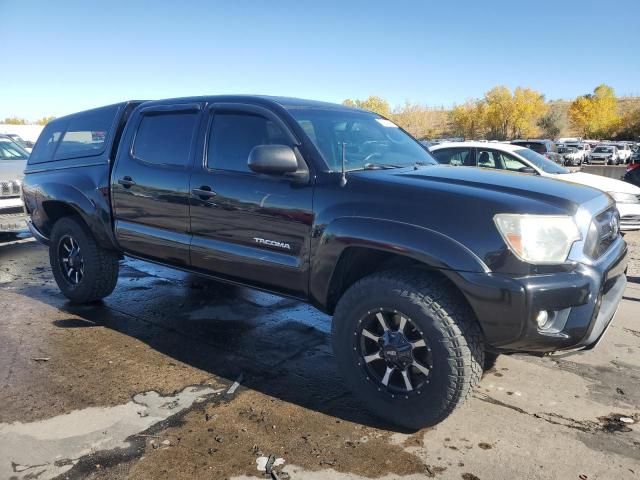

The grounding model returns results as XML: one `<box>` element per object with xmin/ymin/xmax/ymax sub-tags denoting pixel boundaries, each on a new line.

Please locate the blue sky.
<box><xmin>2</xmin><ymin>0</ymin><xmax>639</xmax><ymax>119</ymax></box>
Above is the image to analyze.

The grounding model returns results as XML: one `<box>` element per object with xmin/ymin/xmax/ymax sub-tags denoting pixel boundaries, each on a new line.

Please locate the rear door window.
<box><xmin>133</xmin><ymin>111</ymin><xmax>199</xmax><ymax>167</ymax></box>
<box><xmin>53</xmin><ymin>105</ymin><xmax>119</xmax><ymax>160</ymax></box>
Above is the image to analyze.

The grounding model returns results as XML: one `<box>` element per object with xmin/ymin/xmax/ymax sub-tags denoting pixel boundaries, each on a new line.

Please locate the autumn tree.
<box><xmin>2</xmin><ymin>117</ymin><xmax>28</xmax><ymax>125</ymax></box>
<box><xmin>510</xmin><ymin>87</ymin><xmax>547</xmax><ymax>138</ymax></box>
<box><xmin>614</xmin><ymin>108</ymin><xmax>640</xmax><ymax>140</ymax></box>
<box><xmin>449</xmin><ymin>100</ymin><xmax>486</xmax><ymax>139</ymax></box>
<box><xmin>342</xmin><ymin>96</ymin><xmax>391</xmax><ymax>117</ymax></box>
<box><xmin>568</xmin><ymin>84</ymin><xmax>619</xmax><ymax>138</ymax></box>
<box><xmin>35</xmin><ymin>116</ymin><xmax>56</xmax><ymax>126</ymax></box>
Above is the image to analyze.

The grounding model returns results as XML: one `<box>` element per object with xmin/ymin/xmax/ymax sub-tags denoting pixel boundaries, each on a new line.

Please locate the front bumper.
<box><xmin>452</xmin><ymin>236</ymin><xmax>628</xmax><ymax>353</ymax></box>
<box><xmin>616</xmin><ymin>202</ymin><xmax>640</xmax><ymax>231</ymax></box>
<box><xmin>0</xmin><ymin>197</ymin><xmax>28</xmax><ymax>233</ymax></box>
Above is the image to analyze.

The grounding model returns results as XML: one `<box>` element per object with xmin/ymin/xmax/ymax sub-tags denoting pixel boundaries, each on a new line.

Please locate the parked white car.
<box><xmin>430</xmin><ymin>141</ymin><xmax>640</xmax><ymax>231</ymax></box>
<box><xmin>0</xmin><ymin>136</ymin><xmax>29</xmax><ymax>233</ymax></box>
<box><xmin>612</xmin><ymin>143</ymin><xmax>632</xmax><ymax>164</ymax></box>
<box><xmin>563</xmin><ymin>142</ymin><xmax>590</xmax><ymax>165</ymax></box>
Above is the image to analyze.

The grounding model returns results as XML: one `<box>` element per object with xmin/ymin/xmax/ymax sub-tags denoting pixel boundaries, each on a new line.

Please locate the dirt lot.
<box><xmin>1</xmin><ymin>233</ymin><xmax>639</xmax><ymax>480</ymax></box>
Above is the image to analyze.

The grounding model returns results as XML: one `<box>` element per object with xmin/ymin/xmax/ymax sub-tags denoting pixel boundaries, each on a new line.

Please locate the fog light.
<box><xmin>536</xmin><ymin>311</ymin><xmax>549</xmax><ymax>329</ymax></box>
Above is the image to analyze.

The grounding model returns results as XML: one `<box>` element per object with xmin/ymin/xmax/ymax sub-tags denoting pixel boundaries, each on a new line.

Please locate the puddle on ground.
<box><xmin>0</xmin><ymin>385</ymin><xmax>219</xmax><ymax>480</ymax></box>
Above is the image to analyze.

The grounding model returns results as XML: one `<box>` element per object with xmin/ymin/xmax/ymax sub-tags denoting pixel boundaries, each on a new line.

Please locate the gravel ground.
<box><xmin>625</xmin><ymin>231</ymin><xmax>640</xmax><ymax>278</ymax></box>
<box><xmin>1</xmin><ymin>237</ymin><xmax>639</xmax><ymax>480</ymax></box>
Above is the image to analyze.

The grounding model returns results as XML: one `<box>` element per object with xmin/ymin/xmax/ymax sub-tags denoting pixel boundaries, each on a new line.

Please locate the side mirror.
<box><xmin>248</xmin><ymin>145</ymin><xmax>298</xmax><ymax>175</ymax></box>
<box><xmin>518</xmin><ymin>166</ymin><xmax>537</xmax><ymax>174</ymax></box>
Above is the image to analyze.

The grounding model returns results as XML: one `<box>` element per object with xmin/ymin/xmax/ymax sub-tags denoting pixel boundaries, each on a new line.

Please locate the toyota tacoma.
<box><xmin>22</xmin><ymin>96</ymin><xmax>628</xmax><ymax>429</ymax></box>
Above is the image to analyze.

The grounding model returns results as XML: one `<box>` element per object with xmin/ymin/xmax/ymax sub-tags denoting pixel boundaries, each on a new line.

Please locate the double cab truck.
<box><xmin>22</xmin><ymin>96</ymin><xmax>628</xmax><ymax>429</ymax></box>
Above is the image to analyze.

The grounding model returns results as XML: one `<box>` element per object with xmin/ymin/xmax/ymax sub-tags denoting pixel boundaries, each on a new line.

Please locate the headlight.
<box><xmin>608</xmin><ymin>192</ymin><xmax>639</xmax><ymax>204</ymax></box>
<box><xmin>494</xmin><ymin>214</ymin><xmax>581</xmax><ymax>264</ymax></box>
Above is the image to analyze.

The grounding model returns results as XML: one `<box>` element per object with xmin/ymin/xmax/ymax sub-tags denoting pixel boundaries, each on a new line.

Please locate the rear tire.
<box><xmin>331</xmin><ymin>269</ymin><xmax>484</xmax><ymax>430</ymax></box>
<box><xmin>49</xmin><ymin>217</ymin><xmax>119</xmax><ymax>303</ymax></box>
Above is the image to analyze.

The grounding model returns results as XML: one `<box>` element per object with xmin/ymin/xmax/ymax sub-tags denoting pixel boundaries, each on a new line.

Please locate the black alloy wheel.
<box><xmin>357</xmin><ymin>308</ymin><xmax>432</xmax><ymax>397</ymax></box>
<box><xmin>58</xmin><ymin>234</ymin><xmax>84</xmax><ymax>285</ymax></box>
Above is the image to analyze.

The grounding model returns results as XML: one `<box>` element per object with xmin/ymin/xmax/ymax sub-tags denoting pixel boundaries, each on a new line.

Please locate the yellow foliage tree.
<box><xmin>342</xmin><ymin>96</ymin><xmax>391</xmax><ymax>117</ymax></box>
<box><xmin>2</xmin><ymin>117</ymin><xmax>28</xmax><ymax>125</ymax></box>
<box><xmin>568</xmin><ymin>84</ymin><xmax>619</xmax><ymax>138</ymax></box>
<box><xmin>449</xmin><ymin>100</ymin><xmax>486</xmax><ymax>139</ymax></box>
<box><xmin>35</xmin><ymin>116</ymin><xmax>56</xmax><ymax>126</ymax></box>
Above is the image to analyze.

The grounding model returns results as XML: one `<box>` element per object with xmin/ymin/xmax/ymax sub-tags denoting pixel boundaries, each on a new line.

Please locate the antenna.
<box><xmin>340</xmin><ymin>142</ymin><xmax>347</xmax><ymax>187</ymax></box>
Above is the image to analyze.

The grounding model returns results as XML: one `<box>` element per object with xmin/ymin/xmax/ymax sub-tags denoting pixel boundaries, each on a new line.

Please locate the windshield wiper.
<box><xmin>362</xmin><ymin>162</ymin><xmax>404</xmax><ymax>170</ymax></box>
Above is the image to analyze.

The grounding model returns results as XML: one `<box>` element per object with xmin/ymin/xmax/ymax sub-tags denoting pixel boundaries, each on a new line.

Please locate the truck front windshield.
<box><xmin>287</xmin><ymin>107</ymin><xmax>437</xmax><ymax>171</ymax></box>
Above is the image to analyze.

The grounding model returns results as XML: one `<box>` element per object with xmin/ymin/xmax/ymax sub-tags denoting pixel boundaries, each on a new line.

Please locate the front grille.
<box><xmin>0</xmin><ymin>181</ymin><xmax>21</xmax><ymax>198</ymax></box>
<box><xmin>584</xmin><ymin>207</ymin><xmax>619</xmax><ymax>259</ymax></box>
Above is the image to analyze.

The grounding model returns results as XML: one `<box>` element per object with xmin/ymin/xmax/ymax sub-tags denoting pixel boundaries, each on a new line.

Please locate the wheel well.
<box><xmin>326</xmin><ymin>247</ymin><xmax>446</xmax><ymax>314</ymax></box>
<box><xmin>41</xmin><ymin>201</ymin><xmax>83</xmax><ymax>236</ymax></box>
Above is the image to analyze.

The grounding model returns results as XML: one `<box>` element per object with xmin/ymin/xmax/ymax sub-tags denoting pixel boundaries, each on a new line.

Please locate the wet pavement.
<box><xmin>1</xmin><ymin>233</ymin><xmax>639</xmax><ymax>480</ymax></box>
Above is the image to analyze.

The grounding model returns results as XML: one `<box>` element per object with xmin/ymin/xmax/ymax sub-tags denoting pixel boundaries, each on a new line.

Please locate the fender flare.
<box><xmin>309</xmin><ymin>217</ymin><xmax>489</xmax><ymax>310</ymax></box>
<box><xmin>34</xmin><ymin>181</ymin><xmax>118</xmax><ymax>250</ymax></box>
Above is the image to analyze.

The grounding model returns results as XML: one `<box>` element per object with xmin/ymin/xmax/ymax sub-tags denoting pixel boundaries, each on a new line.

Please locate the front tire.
<box><xmin>49</xmin><ymin>217</ymin><xmax>119</xmax><ymax>303</ymax></box>
<box><xmin>331</xmin><ymin>270</ymin><xmax>484</xmax><ymax>430</ymax></box>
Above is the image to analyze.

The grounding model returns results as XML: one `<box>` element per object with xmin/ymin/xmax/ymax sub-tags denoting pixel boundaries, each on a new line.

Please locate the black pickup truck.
<box><xmin>22</xmin><ymin>96</ymin><xmax>628</xmax><ymax>429</ymax></box>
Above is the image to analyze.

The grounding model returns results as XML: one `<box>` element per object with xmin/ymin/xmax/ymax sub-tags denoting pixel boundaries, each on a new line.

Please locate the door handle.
<box><xmin>192</xmin><ymin>186</ymin><xmax>217</xmax><ymax>199</ymax></box>
<box><xmin>118</xmin><ymin>176</ymin><xmax>136</xmax><ymax>188</ymax></box>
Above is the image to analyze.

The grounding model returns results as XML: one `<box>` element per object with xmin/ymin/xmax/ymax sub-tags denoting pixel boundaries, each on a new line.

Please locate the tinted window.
<box><xmin>207</xmin><ymin>112</ymin><xmax>290</xmax><ymax>172</ymax></box>
<box><xmin>133</xmin><ymin>112</ymin><xmax>198</xmax><ymax>167</ymax></box>
<box><xmin>54</xmin><ymin>105</ymin><xmax>119</xmax><ymax>160</ymax></box>
<box><xmin>511</xmin><ymin>141</ymin><xmax>546</xmax><ymax>154</ymax></box>
<box><xmin>432</xmin><ymin>148</ymin><xmax>472</xmax><ymax>166</ymax></box>
<box><xmin>28</xmin><ymin>121</ymin><xmax>66</xmax><ymax>164</ymax></box>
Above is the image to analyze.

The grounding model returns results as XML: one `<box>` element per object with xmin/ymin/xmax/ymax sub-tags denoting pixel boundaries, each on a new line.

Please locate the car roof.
<box><xmin>138</xmin><ymin>95</ymin><xmax>367</xmax><ymax>112</ymax></box>
<box><xmin>430</xmin><ymin>141</ymin><xmax>526</xmax><ymax>152</ymax></box>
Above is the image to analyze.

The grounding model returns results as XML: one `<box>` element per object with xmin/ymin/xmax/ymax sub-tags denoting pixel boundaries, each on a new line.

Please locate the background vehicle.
<box><xmin>431</xmin><ymin>141</ymin><xmax>640</xmax><ymax>231</ymax></box>
<box><xmin>510</xmin><ymin>139</ymin><xmax>562</xmax><ymax>164</ymax></box>
<box><xmin>558</xmin><ymin>145</ymin><xmax>583</xmax><ymax>166</ymax></box>
<box><xmin>611</xmin><ymin>142</ymin><xmax>632</xmax><ymax>164</ymax></box>
<box><xmin>562</xmin><ymin>142</ymin><xmax>589</xmax><ymax>165</ymax></box>
<box><xmin>0</xmin><ymin>136</ymin><xmax>29</xmax><ymax>233</ymax></box>
<box><xmin>3</xmin><ymin>133</ymin><xmax>34</xmax><ymax>152</ymax></box>
<box><xmin>22</xmin><ymin>97</ymin><xmax>627</xmax><ymax>429</ymax></box>
<box><xmin>589</xmin><ymin>145</ymin><xmax>620</xmax><ymax>165</ymax></box>
<box><xmin>625</xmin><ymin>161</ymin><xmax>640</xmax><ymax>188</ymax></box>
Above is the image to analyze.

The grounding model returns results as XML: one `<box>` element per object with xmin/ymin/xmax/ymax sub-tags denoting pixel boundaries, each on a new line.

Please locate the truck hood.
<box><xmin>0</xmin><ymin>160</ymin><xmax>27</xmax><ymax>181</ymax></box>
<box><xmin>356</xmin><ymin>165</ymin><xmax>603</xmax><ymax>213</ymax></box>
<box><xmin>560</xmin><ymin>171</ymin><xmax>640</xmax><ymax>195</ymax></box>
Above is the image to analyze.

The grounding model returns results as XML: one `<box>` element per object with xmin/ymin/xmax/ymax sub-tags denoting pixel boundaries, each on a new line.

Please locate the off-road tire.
<box><xmin>49</xmin><ymin>217</ymin><xmax>119</xmax><ymax>303</ymax></box>
<box><xmin>332</xmin><ymin>269</ymin><xmax>484</xmax><ymax>430</ymax></box>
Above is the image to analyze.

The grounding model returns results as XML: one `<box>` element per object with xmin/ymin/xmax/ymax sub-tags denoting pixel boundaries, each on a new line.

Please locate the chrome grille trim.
<box><xmin>0</xmin><ymin>180</ymin><xmax>22</xmax><ymax>198</ymax></box>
